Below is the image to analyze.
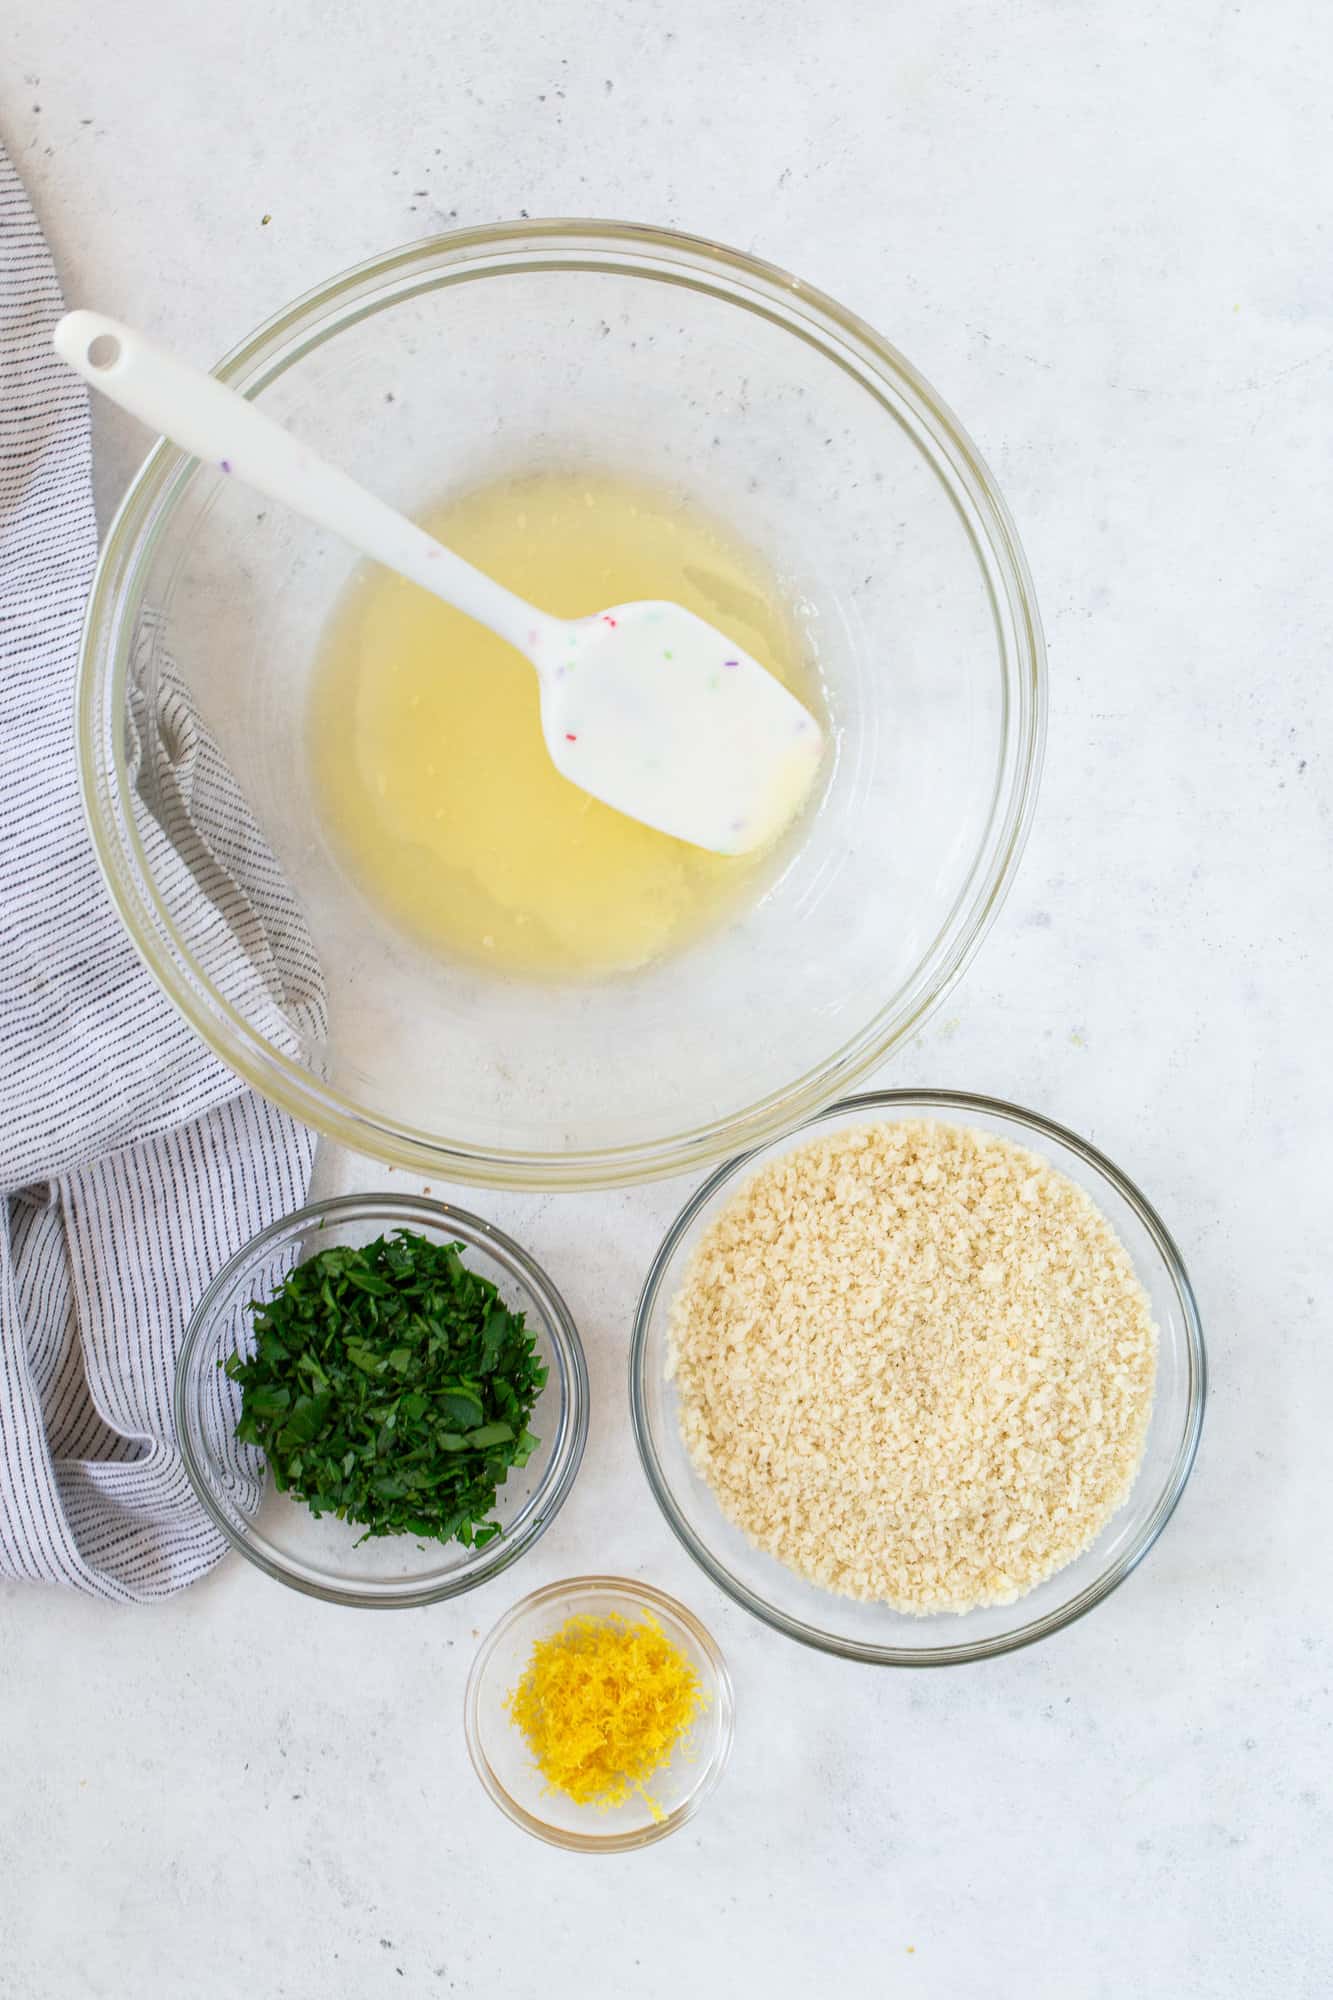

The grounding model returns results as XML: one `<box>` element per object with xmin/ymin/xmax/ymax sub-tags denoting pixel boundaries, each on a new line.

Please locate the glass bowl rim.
<box><xmin>463</xmin><ymin>1572</ymin><xmax>735</xmax><ymax>1851</ymax></box>
<box><xmin>174</xmin><ymin>1189</ymin><xmax>589</xmax><ymax>1608</ymax></box>
<box><xmin>629</xmin><ymin>1086</ymin><xmax>1207</xmax><ymax>1667</ymax></box>
<box><xmin>78</xmin><ymin>218</ymin><xmax>1047</xmax><ymax>1191</ymax></box>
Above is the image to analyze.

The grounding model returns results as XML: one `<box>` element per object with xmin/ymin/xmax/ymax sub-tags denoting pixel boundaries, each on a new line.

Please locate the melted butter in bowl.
<box><xmin>307</xmin><ymin>469</ymin><xmax>821</xmax><ymax>977</ymax></box>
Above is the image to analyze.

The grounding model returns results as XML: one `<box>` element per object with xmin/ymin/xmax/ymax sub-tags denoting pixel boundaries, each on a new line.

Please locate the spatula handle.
<box><xmin>53</xmin><ymin>310</ymin><xmax>546</xmax><ymax>657</ymax></box>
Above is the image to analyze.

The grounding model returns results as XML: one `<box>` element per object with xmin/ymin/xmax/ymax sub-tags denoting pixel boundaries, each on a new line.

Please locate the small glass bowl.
<box><xmin>464</xmin><ymin>1576</ymin><xmax>734</xmax><ymax>1851</ymax></box>
<box><xmin>175</xmin><ymin>1192</ymin><xmax>588</xmax><ymax>1607</ymax></box>
<box><xmin>631</xmin><ymin>1090</ymin><xmax>1206</xmax><ymax>1667</ymax></box>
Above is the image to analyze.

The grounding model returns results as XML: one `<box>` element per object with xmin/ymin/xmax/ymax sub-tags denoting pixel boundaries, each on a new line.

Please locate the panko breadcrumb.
<box><xmin>666</xmin><ymin>1121</ymin><xmax>1157</xmax><ymax>1614</ymax></box>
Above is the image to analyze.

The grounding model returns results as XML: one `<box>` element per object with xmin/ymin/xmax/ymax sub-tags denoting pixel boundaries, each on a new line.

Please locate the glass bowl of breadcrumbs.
<box><xmin>631</xmin><ymin>1089</ymin><xmax>1205</xmax><ymax>1666</ymax></box>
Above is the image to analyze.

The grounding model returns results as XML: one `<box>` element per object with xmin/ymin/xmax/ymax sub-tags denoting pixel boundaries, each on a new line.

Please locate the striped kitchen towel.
<box><xmin>0</xmin><ymin>147</ymin><xmax>322</xmax><ymax>1600</ymax></box>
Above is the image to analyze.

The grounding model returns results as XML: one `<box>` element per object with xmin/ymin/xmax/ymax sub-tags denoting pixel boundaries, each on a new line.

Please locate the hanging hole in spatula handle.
<box><xmin>85</xmin><ymin>332</ymin><xmax>122</xmax><ymax>370</ymax></box>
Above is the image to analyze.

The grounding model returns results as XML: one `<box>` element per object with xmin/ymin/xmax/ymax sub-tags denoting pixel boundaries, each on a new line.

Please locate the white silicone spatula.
<box><xmin>54</xmin><ymin>310</ymin><xmax>823</xmax><ymax>855</ymax></box>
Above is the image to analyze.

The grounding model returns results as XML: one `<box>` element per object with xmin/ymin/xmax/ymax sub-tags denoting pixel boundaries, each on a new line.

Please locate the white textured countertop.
<box><xmin>3</xmin><ymin>4</ymin><xmax>1330</xmax><ymax>1996</ymax></box>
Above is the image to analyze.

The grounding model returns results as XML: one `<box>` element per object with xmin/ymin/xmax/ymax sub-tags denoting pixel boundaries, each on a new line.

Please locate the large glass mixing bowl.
<box><xmin>77</xmin><ymin>223</ymin><xmax>1045</xmax><ymax>1189</ymax></box>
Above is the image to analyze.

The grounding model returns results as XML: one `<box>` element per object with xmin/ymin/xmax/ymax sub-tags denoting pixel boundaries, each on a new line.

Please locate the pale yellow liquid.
<box><xmin>308</xmin><ymin>470</ymin><xmax>812</xmax><ymax>977</ymax></box>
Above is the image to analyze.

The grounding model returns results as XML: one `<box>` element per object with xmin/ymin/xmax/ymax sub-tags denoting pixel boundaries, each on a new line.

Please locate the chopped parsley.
<box><xmin>224</xmin><ymin>1231</ymin><xmax>545</xmax><ymax>1547</ymax></box>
